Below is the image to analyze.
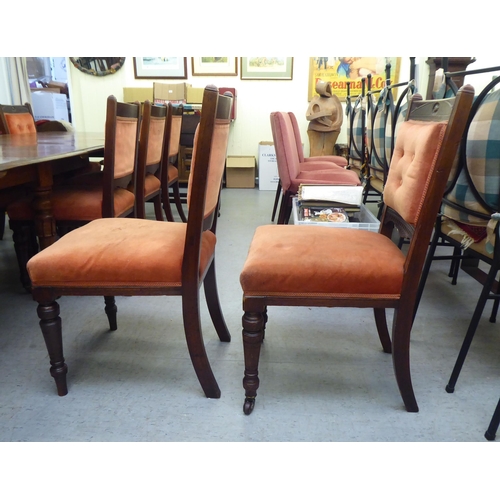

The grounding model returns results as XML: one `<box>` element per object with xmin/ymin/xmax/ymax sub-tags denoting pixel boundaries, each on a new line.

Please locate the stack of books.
<box><xmin>297</xmin><ymin>184</ymin><xmax>364</xmax><ymax>223</ymax></box>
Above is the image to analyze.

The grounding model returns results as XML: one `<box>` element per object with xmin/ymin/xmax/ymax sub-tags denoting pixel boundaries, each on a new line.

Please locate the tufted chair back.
<box><xmin>0</xmin><ymin>104</ymin><xmax>37</xmax><ymax>135</ymax></box>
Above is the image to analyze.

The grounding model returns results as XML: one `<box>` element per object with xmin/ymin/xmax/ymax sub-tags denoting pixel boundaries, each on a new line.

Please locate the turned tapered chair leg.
<box><xmin>37</xmin><ymin>301</ymin><xmax>68</xmax><ymax>396</ymax></box>
<box><xmin>242</xmin><ymin>310</ymin><xmax>266</xmax><ymax>415</ymax></box>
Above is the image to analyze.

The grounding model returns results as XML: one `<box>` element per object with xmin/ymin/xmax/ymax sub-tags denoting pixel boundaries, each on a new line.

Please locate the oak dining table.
<box><xmin>0</xmin><ymin>131</ymin><xmax>105</xmax><ymax>249</ymax></box>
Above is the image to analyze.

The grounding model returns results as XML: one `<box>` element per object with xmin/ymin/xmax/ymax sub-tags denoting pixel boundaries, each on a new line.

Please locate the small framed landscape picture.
<box><xmin>240</xmin><ymin>57</ymin><xmax>294</xmax><ymax>80</ymax></box>
<box><xmin>133</xmin><ymin>57</ymin><xmax>187</xmax><ymax>79</ymax></box>
<box><xmin>191</xmin><ymin>57</ymin><xmax>238</xmax><ymax>76</ymax></box>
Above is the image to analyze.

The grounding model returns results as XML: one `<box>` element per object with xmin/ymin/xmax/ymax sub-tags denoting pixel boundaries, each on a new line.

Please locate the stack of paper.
<box><xmin>298</xmin><ymin>184</ymin><xmax>364</xmax><ymax>210</ymax></box>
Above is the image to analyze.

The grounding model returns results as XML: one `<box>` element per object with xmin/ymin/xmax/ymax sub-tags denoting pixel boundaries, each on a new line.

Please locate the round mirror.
<box><xmin>70</xmin><ymin>57</ymin><xmax>126</xmax><ymax>77</ymax></box>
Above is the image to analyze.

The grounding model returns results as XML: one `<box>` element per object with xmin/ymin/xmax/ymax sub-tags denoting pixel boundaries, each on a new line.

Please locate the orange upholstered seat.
<box><xmin>28</xmin><ymin>217</ymin><xmax>216</xmax><ymax>288</ymax></box>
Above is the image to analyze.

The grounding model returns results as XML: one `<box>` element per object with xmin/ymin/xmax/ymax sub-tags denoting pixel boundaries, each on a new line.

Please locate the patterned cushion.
<box><xmin>368</xmin><ymin>97</ymin><xmax>387</xmax><ymax>181</ymax></box>
<box><xmin>443</xmin><ymin>89</ymin><xmax>500</xmax><ymax>225</ymax></box>
<box><xmin>349</xmin><ymin>97</ymin><xmax>365</xmax><ymax>163</ymax></box>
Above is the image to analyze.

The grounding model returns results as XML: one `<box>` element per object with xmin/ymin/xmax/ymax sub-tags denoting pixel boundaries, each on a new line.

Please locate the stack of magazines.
<box><xmin>297</xmin><ymin>184</ymin><xmax>364</xmax><ymax>223</ymax></box>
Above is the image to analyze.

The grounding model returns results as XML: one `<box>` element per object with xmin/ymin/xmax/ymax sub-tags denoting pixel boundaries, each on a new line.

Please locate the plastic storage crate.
<box><xmin>292</xmin><ymin>197</ymin><xmax>380</xmax><ymax>232</ymax></box>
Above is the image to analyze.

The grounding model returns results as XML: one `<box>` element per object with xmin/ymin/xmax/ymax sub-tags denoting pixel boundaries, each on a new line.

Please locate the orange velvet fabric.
<box><xmin>144</xmin><ymin>173</ymin><xmax>161</xmax><ymax>196</ymax></box>
<box><xmin>145</xmin><ymin>116</ymin><xmax>165</xmax><ymax>166</ymax></box>
<box><xmin>169</xmin><ymin>114</ymin><xmax>182</xmax><ymax>157</ymax></box>
<box><xmin>240</xmin><ymin>225</ymin><xmax>405</xmax><ymax>297</ymax></box>
<box><xmin>114</xmin><ymin>116</ymin><xmax>139</xmax><ymax>178</ymax></box>
<box><xmin>7</xmin><ymin>184</ymin><xmax>132</xmax><ymax>222</ymax></box>
<box><xmin>384</xmin><ymin>120</ymin><xmax>447</xmax><ymax>225</ymax></box>
<box><xmin>167</xmin><ymin>163</ymin><xmax>179</xmax><ymax>183</ymax></box>
<box><xmin>4</xmin><ymin>112</ymin><xmax>37</xmax><ymax>134</ymax></box>
<box><xmin>27</xmin><ymin>218</ymin><xmax>217</xmax><ymax>288</ymax></box>
<box><xmin>187</xmin><ymin>120</ymin><xmax>230</xmax><ymax>218</ymax></box>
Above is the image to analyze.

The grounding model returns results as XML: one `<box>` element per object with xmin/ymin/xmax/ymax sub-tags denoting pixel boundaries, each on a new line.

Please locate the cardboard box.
<box><xmin>258</xmin><ymin>142</ymin><xmax>278</xmax><ymax>190</ymax></box>
<box><xmin>186</xmin><ymin>86</ymin><xmax>205</xmax><ymax>104</ymax></box>
<box><xmin>123</xmin><ymin>87</ymin><xmax>153</xmax><ymax>103</ymax></box>
<box><xmin>226</xmin><ymin>156</ymin><xmax>255</xmax><ymax>188</ymax></box>
<box><xmin>153</xmin><ymin>82</ymin><xmax>187</xmax><ymax>103</ymax></box>
<box><xmin>30</xmin><ymin>87</ymin><xmax>60</xmax><ymax>93</ymax></box>
<box><xmin>31</xmin><ymin>91</ymin><xmax>69</xmax><ymax>121</ymax></box>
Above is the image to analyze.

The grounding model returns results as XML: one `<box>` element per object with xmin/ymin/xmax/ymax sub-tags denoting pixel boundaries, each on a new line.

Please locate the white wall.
<box><xmin>67</xmin><ymin>56</ymin><xmax>498</xmax><ymax>162</ymax></box>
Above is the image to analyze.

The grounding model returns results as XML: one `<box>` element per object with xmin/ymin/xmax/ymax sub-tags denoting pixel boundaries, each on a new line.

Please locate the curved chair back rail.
<box><xmin>240</xmin><ymin>85</ymin><xmax>474</xmax><ymax>416</ymax></box>
<box><xmin>26</xmin><ymin>85</ymin><xmax>233</xmax><ymax>400</ymax></box>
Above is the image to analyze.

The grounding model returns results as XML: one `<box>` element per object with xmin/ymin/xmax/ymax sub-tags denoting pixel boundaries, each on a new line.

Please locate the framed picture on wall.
<box><xmin>133</xmin><ymin>57</ymin><xmax>187</xmax><ymax>79</ymax></box>
<box><xmin>240</xmin><ymin>57</ymin><xmax>293</xmax><ymax>80</ymax></box>
<box><xmin>191</xmin><ymin>58</ymin><xmax>237</xmax><ymax>76</ymax></box>
<box><xmin>308</xmin><ymin>57</ymin><xmax>401</xmax><ymax>101</ymax></box>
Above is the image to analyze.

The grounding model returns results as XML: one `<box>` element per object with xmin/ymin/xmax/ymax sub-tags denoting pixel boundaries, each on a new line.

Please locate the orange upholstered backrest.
<box><xmin>384</xmin><ymin>119</ymin><xmax>447</xmax><ymax>224</ymax></box>
<box><xmin>114</xmin><ymin>115</ymin><xmax>139</xmax><ymax>179</ymax></box>
<box><xmin>169</xmin><ymin>114</ymin><xmax>182</xmax><ymax>157</ymax></box>
<box><xmin>145</xmin><ymin>115</ymin><xmax>166</xmax><ymax>167</ymax></box>
<box><xmin>4</xmin><ymin>112</ymin><xmax>37</xmax><ymax>134</ymax></box>
<box><xmin>188</xmin><ymin>118</ymin><xmax>230</xmax><ymax>219</ymax></box>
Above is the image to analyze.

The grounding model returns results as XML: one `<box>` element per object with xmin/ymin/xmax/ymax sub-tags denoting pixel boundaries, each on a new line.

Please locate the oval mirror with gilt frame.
<box><xmin>70</xmin><ymin>57</ymin><xmax>126</xmax><ymax>77</ymax></box>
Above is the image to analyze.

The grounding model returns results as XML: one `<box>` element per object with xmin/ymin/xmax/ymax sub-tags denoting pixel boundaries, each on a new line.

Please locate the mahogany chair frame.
<box><xmin>161</xmin><ymin>104</ymin><xmax>187</xmax><ymax>222</ymax></box>
<box><xmin>28</xmin><ymin>86</ymin><xmax>233</xmax><ymax>399</ymax></box>
<box><xmin>135</xmin><ymin>100</ymin><xmax>167</xmax><ymax>220</ymax></box>
<box><xmin>241</xmin><ymin>85</ymin><xmax>474</xmax><ymax>415</ymax></box>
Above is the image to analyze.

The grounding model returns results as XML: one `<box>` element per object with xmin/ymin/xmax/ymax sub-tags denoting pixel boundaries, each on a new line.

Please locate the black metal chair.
<box><xmin>415</xmin><ymin>66</ymin><xmax>500</xmax><ymax>401</ymax></box>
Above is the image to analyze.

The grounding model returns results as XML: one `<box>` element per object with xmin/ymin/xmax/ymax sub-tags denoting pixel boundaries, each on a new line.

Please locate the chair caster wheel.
<box><xmin>243</xmin><ymin>398</ymin><xmax>255</xmax><ymax>415</ymax></box>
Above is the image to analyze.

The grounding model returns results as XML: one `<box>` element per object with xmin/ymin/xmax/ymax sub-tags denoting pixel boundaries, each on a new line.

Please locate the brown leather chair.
<box><xmin>26</xmin><ymin>85</ymin><xmax>233</xmax><ymax>400</ymax></box>
<box><xmin>239</xmin><ymin>85</ymin><xmax>474</xmax><ymax>415</ymax></box>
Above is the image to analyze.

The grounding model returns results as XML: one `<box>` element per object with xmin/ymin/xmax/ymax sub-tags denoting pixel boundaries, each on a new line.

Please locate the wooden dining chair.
<box><xmin>0</xmin><ymin>104</ymin><xmax>81</xmax><ymax>241</ymax></box>
<box><xmin>7</xmin><ymin>96</ymin><xmax>140</xmax><ymax>290</ymax></box>
<box><xmin>270</xmin><ymin>111</ymin><xmax>361</xmax><ymax>224</ymax></box>
<box><xmin>26</xmin><ymin>85</ymin><xmax>232</xmax><ymax>399</ymax></box>
<box><xmin>161</xmin><ymin>104</ymin><xmax>187</xmax><ymax>222</ymax></box>
<box><xmin>135</xmin><ymin>100</ymin><xmax>168</xmax><ymax>220</ymax></box>
<box><xmin>239</xmin><ymin>84</ymin><xmax>474</xmax><ymax>415</ymax></box>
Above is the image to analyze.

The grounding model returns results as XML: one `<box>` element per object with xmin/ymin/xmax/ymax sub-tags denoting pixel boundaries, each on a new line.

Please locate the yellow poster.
<box><xmin>308</xmin><ymin>57</ymin><xmax>401</xmax><ymax>101</ymax></box>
